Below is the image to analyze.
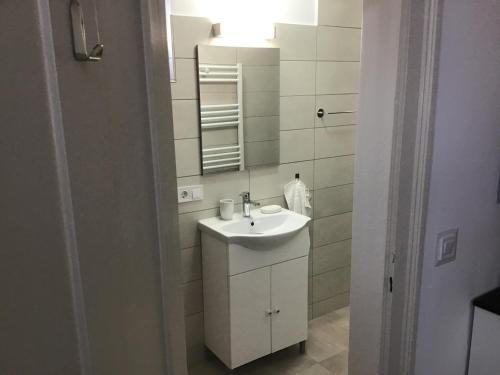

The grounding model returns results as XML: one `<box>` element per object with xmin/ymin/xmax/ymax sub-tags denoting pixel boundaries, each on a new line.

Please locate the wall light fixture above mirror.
<box><xmin>197</xmin><ymin>45</ymin><xmax>280</xmax><ymax>175</ymax></box>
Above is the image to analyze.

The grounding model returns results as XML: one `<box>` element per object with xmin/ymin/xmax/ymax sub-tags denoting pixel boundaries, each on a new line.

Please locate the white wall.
<box><xmin>170</xmin><ymin>0</ymin><xmax>317</xmax><ymax>25</ymax></box>
<box><xmin>415</xmin><ymin>1</ymin><xmax>500</xmax><ymax>374</ymax></box>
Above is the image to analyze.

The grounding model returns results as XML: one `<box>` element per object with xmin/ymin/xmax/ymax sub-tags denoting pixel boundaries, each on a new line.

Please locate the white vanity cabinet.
<box><xmin>201</xmin><ymin>226</ymin><xmax>310</xmax><ymax>369</ymax></box>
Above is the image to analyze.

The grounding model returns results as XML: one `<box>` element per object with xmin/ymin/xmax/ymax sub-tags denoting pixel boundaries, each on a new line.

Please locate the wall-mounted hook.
<box><xmin>70</xmin><ymin>0</ymin><xmax>103</xmax><ymax>62</ymax></box>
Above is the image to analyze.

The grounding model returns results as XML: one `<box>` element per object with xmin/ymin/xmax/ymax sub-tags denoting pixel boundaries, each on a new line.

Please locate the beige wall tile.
<box><xmin>249</xmin><ymin>161</ymin><xmax>314</xmax><ymax>200</ymax></box>
<box><xmin>197</xmin><ymin>45</ymin><xmax>236</xmax><ymax>64</ymax></box>
<box><xmin>185</xmin><ymin>312</ymin><xmax>205</xmax><ymax>367</ymax></box>
<box><xmin>317</xmin><ymin>26</ymin><xmax>362</xmax><ymax>61</ymax></box>
<box><xmin>280</xmin><ymin>61</ymin><xmax>316</xmax><ymax>96</ymax></box>
<box><xmin>178</xmin><ymin>208</ymin><xmax>218</xmax><ymax>249</ymax></box>
<box><xmin>171</xmin><ymin>15</ymin><xmax>212</xmax><ymax>58</ymax></box>
<box><xmin>175</xmin><ymin>138</ymin><xmax>201</xmax><ymax>177</ymax></box>
<box><xmin>314</xmin><ymin>184</ymin><xmax>353</xmax><ymax>218</ymax></box>
<box><xmin>244</xmin><ymin>140</ymin><xmax>280</xmax><ymax>167</ymax></box>
<box><xmin>172</xmin><ymin>100</ymin><xmax>200</xmax><ymax>139</ymax></box>
<box><xmin>312</xmin><ymin>292</ymin><xmax>350</xmax><ymax>318</ymax></box>
<box><xmin>237</xmin><ymin>47</ymin><xmax>280</xmax><ymax>65</ymax></box>
<box><xmin>275</xmin><ymin>23</ymin><xmax>317</xmax><ymax>61</ymax></box>
<box><xmin>243</xmin><ymin>91</ymin><xmax>280</xmax><ymax>117</ymax></box>
<box><xmin>181</xmin><ymin>246</ymin><xmax>202</xmax><ymax>283</ymax></box>
<box><xmin>312</xmin><ymin>266</ymin><xmax>351</xmax><ymax>302</ymax></box>
<box><xmin>314</xmin><ymin>155</ymin><xmax>355</xmax><ymax>189</ymax></box>
<box><xmin>171</xmin><ymin>58</ymin><xmax>198</xmax><ymax>99</ymax></box>
<box><xmin>315</xmin><ymin>94</ymin><xmax>359</xmax><ymax>127</ymax></box>
<box><xmin>280</xmin><ymin>96</ymin><xmax>315</xmax><ymax>130</ymax></box>
<box><xmin>316</xmin><ymin>62</ymin><xmax>360</xmax><ymax>95</ymax></box>
<box><xmin>314</xmin><ymin>125</ymin><xmax>357</xmax><ymax>159</ymax></box>
<box><xmin>313</xmin><ymin>239</ymin><xmax>352</xmax><ymax>275</ymax></box>
<box><xmin>244</xmin><ymin>116</ymin><xmax>280</xmax><ymax>142</ymax></box>
<box><xmin>242</xmin><ymin>66</ymin><xmax>280</xmax><ymax>92</ymax></box>
<box><xmin>183</xmin><ymin>279</ymin><xmax>204</xmax><ymax>316</ymax></box>
<box><xmin>280</xmin><ymin>129</ymin><xmax>314</xmax><ymax>163</ymax></box>
<box><xmin>318</xmin><ymin>0</ymin><xmax>363</xmax><ymax>28</ymax></box>
<box><xmin>313</xmin><ymin>212</ymin><xmax>352</xmax><ymax>247</ymax></box>
<box><xmin>177</xmin><ymin>170</ymin><xmax>249</xmax><ymax>214</ymax></box>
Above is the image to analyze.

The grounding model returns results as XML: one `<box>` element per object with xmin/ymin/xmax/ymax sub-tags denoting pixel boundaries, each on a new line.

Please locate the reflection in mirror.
<box><xmin>196</xmin><ymin>45</ymin><xmax>280</xmax><ymax>174</ymax></box>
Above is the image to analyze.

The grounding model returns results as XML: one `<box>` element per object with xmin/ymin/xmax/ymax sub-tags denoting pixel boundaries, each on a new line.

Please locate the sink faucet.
<box><xmin>240</xmin><ymin>191</ymin><xmax>260</xmax><ymax>217</ymax></box>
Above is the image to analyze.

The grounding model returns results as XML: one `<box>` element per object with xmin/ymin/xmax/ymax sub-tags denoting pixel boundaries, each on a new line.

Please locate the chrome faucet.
<box><xmin>240</xmin><ymin>191</ymin><xmax>260</xmax><ymax>217</ymax></box>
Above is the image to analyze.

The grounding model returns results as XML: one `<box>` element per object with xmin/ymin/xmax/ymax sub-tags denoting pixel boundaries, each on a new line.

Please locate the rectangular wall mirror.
<box><xmin>196</xmin><ymin>45</ymin><xmax>280</xmax><ymax>174</ymax></box>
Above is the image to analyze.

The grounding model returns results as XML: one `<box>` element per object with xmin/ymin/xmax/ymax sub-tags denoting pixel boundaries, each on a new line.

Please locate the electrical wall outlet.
<box><xmin>435</xmin><ymin>228</ymin><xmax>458</xmax><ymax>266</ymax></box>
<box><xmin>178</xmin><ymin>185</ymin><xmax>204</xmax><ymax>203</ymax></box>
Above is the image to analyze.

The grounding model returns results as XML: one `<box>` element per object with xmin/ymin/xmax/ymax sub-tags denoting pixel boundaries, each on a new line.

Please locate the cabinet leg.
<box><xmin>299</xmin><ymin>340</ymin><xmax>306</xmax><ymax>354</ymax></box>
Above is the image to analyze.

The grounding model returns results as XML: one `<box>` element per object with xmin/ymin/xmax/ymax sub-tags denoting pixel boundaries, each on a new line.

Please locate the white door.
<box><xmin>229</xmin><ymin>267</ymin><xmax>271</xmax><ymax>368</ymax></box>
<box><xmin>271</xmin><ymin>256</ymin><xmax>309</xmax><ymax>352</ymax></box>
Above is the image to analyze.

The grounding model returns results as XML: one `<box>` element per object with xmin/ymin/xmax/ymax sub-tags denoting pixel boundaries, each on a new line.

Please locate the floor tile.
<box><xmin>320</xmin><ymin>351</ymin><xmax>348</xmax><ymax>375</ymax></box>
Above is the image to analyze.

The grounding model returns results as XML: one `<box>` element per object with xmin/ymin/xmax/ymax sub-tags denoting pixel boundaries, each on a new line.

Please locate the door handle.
<box><xmin>274</xmin><ymin>308</ymin><xmax>280</xmax><ymax>314</ymax></box>
<box><xmin>265</xmin><ymin>310</ymin><xmax>273</xmax><ymax>316</ymax></box>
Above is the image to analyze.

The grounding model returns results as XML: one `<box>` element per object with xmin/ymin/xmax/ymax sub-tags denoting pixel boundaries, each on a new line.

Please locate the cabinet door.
<box><xmin>229</xmin><ymin>267</ymin><xmax>271</xmax><ymax>368</ymax></box>
<box><xmin>271</xmin><ymin>256</ymin><xmax>309</xmax><ymax>352</ymax></box>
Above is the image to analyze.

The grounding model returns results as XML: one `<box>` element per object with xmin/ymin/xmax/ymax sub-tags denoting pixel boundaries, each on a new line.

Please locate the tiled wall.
<box><xmin>170</xmin><ymin>0</ymin><xmax>362</xmax><ymax>366</ymax></box>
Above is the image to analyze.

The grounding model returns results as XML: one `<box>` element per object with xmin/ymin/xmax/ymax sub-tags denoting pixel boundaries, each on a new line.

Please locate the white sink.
<box><xmin>198</xmin><ymin>208</ymin><xmax>311</xmax><ymax>248</ymax></box>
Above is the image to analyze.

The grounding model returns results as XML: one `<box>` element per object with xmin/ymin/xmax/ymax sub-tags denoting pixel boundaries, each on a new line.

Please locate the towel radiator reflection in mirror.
<box><xmin>198</xmin><ymin>63</ymin><xmax>244</xmax><ymax>173</ymax></box>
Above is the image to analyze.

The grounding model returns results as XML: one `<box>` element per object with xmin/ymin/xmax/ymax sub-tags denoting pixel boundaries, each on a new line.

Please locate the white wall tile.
<box><xmin>172</xmin><ymin>15</ymin><xmax>212</xmax><ymax>58</ymax></box>
<box><xmin>172</xmin><ymin>100</ymin><xmax>200</xmax><ymax>139</ymax></box>
<box><xmin>314</xmin><ymin>125</ymin><xmax>357</xmax><ymax>159</ymax></box>
<box><xmin>275</xmin><ymin>23</ymin><xmax>317</xmax><ymax>61</ymax></box>
<box><xmin>175</xmin><ymin>138</ymin><xmax>201</xmax><ymax>177</ymax></box>
<box><xmin>314</xmin><ymin>155</ymin><xmax>355</xmax><ymax>189</ymax></box>
<box><xmin>280</xmin><ymin>61</ymin><xmax>316</xmax><ymax>96</ymax></box>
<box><xmin>280</xmin><ymin>96</ymin><xmax>316</xmax><ymax>130</ymax></box>
<box><xmin>316</xmin><ymin>62</ymin><xmax>360</xmax><ymax>95</ymax></box>
<box><xmin>318</xmin><ymin>0</ymin><xmax>363</xmax><ymax>28</ymax></box>
<box><xmin>317</xmin><ymin>26</ymin><xmax>362</xmax><ymax>61</ymax></box>
<box><xmin>171</xmin><ymin>59</ymin><xmax>198</xmax><ymax>99</ymax></box>
<box><xmin>280</xmin><ymin>129</ymin><xmax>314</xmax><ymax>163</ymax></box>
<box><xmin>177</xmin><ymin>170</ymin><xmax>249</xmax><ymax>214</ymax></box>
<box><xmin>313</xmin><ymin>212</ymin><xmax>352</xmax><ymax>247</ymax></box>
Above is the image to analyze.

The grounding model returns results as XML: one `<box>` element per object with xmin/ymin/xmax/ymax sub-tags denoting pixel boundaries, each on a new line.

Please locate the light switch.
<box><xmin>178</xmin><ymin>185</ymin><xmax>204</xmax><ymax>203</ymax></box>
<box><xmin>435</xmin><ymin>228</ymin><xmax>458</xmax><ymax>266</ymax></box>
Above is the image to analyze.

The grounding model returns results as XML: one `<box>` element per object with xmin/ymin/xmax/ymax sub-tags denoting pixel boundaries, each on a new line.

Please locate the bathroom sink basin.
<box><xmin>198</xmin><ymin>208</ymin><xmax>311</xmax><ymax>248</ymax></box>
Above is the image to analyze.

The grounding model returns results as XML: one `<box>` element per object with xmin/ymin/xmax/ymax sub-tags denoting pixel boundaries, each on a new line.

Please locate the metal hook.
<box><xmin>70</xmin><ymin>0</ymin><xmax>103</xmax><ymax>62</ymax></box>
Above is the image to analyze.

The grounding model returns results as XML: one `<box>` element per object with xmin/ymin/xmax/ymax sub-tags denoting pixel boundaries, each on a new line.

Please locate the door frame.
<box><xmin>140</xmin><ymin>0</ymin><xmax>445</xmax><ymax>374</ymax></box>
<box><xmin>351</xmin><ymin>0</ymin><xmax>444</xmax><ymax>374</ymax></box>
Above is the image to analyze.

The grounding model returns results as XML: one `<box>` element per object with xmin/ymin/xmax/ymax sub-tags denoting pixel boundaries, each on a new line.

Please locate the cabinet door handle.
<box><xmin>274</xmin><ymin>308</ymin><xmax>280</xmax><ymax>314</ymax></box>
<box><xmin>265</xmin><ymin>310</ymin><xmax>273</xmax><ymax>316</ymax></box>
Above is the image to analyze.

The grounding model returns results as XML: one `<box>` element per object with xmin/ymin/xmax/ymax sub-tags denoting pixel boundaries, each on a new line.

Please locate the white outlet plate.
<box><xmin>435</xmin><ymin>228</ymin><xmax>458</xmax><ymax>266</ymax></box>
<box><xmin>178</xmin><ymin>185</ymin><xmax>204</xmax><ymax>203</ymax></box>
